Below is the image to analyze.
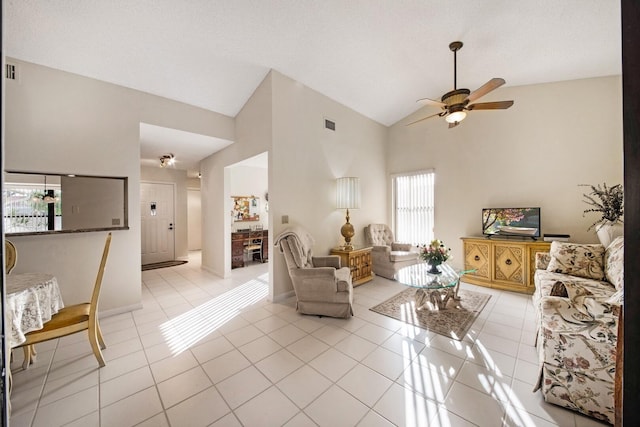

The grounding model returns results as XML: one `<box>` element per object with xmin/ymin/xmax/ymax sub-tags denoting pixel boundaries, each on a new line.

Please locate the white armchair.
<box><xmin>364</xmin><ymin>224</ymin><xmax>420</xmax><ymax>279</ymax></box>
<box><xmin>275</xmin><ymin>226</ymin><xmax>353</xmax><ymax>318</ymax></box>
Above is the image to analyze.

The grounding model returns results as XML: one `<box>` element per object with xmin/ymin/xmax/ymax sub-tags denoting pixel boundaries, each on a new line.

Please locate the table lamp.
<box><xmin>336</xmin><ymin>177</ymin><xmax>361</xmax><ymax>250</ymax></box>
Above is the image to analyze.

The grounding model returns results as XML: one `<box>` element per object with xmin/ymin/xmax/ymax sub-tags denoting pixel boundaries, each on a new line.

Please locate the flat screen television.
<box><xmin>482</xmin><ymin>207</ymin><xmax>541</xmax><ymax>238</ymax></box>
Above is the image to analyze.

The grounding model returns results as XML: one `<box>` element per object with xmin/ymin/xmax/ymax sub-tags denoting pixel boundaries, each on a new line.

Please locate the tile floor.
<box><xmin>9</xmin><ymin>252</ymin><xmax>607</xmax><ymax>427</ymax></box>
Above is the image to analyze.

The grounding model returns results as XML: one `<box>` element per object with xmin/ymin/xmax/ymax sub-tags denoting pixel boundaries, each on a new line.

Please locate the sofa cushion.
<box><xmin>535</xmin><ymin>252</ymin><xmax>552</xmax><ymax>270</ymax></box>
<box><xmin>604</xmin><ymin>236</ymin><xmax>624</xmax><ymax>290</ymax></box>
<box><xmin>546</xmin><ymin>242</ymin><xmax>605</xmax><ymax>280</ymax></box>
<box><xmin>606</xmin><ymin>288</ymin><xmax>624</xmax><ymax>305</ymax></box>
<box><xmin>389</xmin><ymin>251</ymin><xmax>418</xmax><ymax>262</ymax></box>
<box><xmin>532</xmin><ymin>270</ymin><xmax>614</xmax><ymax>317</ymax></box>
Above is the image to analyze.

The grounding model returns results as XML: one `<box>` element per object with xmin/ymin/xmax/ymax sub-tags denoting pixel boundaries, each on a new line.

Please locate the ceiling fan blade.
<box><xmin>417</xmin><ymin>97</ymin><xmax>446</xmax><ymax>107</ymax></box>
<box><xmin>448</xmin><ymin>121</ymin><xmax>460</xmax><ymax>129</ymax></box>
<box><xmin>467</xmin><ymin>100</ymin><xmax>514</xmax><ymax>110</ymax></box>
<box><xmin>406</xmin><ymin>111</ymin><xmax>445</xmax><ymax>126</ymax></box>
<box><xmin>465</xmin><ymin>78</ymin><xmax>506</xmax><ymax>104</ymax></box>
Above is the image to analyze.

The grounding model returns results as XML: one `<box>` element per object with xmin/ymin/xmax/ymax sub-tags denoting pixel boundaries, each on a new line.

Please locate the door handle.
<box><xmin>169</xmin><ymin>223</ymin><xmax>174</xmax><ymax>230</ymax></box>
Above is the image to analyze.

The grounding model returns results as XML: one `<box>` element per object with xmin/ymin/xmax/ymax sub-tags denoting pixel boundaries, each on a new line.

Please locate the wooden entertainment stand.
<box><xmin>461</xmin><ymin>237</ymin><xmax>551</xmax><ymax>294</ymax></box>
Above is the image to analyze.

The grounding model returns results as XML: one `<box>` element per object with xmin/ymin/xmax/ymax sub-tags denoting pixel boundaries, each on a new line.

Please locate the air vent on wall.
<box><xmin>5</xmin><ymin>63</ymin><xmax>17</xmax><ymax>80</ymax></box>
<box><xmin>324</xmin><ymin>118</ymin><xmax>336</xmax><ymax>131</ymax></box>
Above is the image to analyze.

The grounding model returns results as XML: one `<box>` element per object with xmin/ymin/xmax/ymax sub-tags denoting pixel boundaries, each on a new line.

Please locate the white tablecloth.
<box><xmin>6</xmin><ymin>273</ymin><xmax>64</xmax><ymax>348</ymax></box>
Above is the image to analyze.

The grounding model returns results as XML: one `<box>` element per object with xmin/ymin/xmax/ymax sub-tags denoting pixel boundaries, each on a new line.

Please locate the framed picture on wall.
<box><xmin>232</xmin><ymin>196</ymin><xmax>260</xmax><ymax>221</ymax></box>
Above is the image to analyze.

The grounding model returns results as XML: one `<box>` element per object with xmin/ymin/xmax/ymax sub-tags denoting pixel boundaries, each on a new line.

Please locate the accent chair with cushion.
<box><xmin>274</xmin><ymin>226</ymin><xmax>353</xmax><ymax>318</ymax></box>
<box><xmin>16</xmin><ymin>232</ymin><xmax>112</xmax><ymax>368</ymax></box>
<box><xmin>363</xmin><ymin>224</ymin><xmax>420</xmax><ymax>279</ymax></box>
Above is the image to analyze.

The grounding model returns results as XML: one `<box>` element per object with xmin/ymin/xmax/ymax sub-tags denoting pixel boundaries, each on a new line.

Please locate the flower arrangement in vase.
<box><xmin>581</xmin><ymin>183</ymin><xmax>623</xmax><ymax>247</ymax></box>
<box><xmin>419</xmin><ymin>239</ymin><xmax>451</xmax><ymax>274</ymax></box>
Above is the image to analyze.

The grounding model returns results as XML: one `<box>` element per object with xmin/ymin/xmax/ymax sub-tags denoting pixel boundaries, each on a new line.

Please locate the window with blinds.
<box><xmin>392</xmin><ymin>171</ymin><xmax>435</xmax><ymax>246</ymax></box>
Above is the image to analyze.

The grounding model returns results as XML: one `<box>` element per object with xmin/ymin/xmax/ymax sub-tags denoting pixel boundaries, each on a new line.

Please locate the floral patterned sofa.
<box><xmin>531</xmin><ymin>237</ymin><xmax>623</xmax><ymax>425</ymax></box>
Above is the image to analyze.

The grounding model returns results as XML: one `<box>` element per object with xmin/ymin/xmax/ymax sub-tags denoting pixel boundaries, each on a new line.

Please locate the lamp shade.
<box><xmin>336</xmin><ymin>177</ymin><xmax>361</xmax><ymax>209</ymax></box>
<box><xmin>445</xmin><ymin>110</ymin><xmax>467</xmax><ymax>123</ymax></box>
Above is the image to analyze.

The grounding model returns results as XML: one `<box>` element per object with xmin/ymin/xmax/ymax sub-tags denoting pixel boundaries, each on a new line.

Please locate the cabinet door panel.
<box><xmin>493</xmin><ymin>244</ymin><xmax>525</xmax><ymax>285</ymax></box>
<box><xmin>464</xmin><ymin>241</ymin><xmax>491</xmax><ymax>279</ymax></box>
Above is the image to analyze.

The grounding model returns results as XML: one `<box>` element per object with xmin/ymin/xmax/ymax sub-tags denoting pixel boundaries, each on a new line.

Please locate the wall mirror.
<box><xmin>3</xmin><ymin>171</ymin><xmax>129</xmax><ymax>236</ymax></box>
<box><xmin>232</xmin><ymin>196</ymin><xmax>260</xmax><ymax>222</ymax></box>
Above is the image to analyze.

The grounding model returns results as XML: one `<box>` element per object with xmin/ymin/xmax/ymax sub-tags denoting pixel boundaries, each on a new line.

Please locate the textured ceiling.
<box><xmin>4</xmin><ymin>0</ymin><xmax>621</xmax><ymax>172</ymax></box>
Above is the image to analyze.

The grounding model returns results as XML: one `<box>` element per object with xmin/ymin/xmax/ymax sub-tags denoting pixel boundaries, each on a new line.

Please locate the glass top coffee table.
<box><xmin>395</xmin><ymin>262</ymin><xmax>461</xmax><ymax>310</ymax></box>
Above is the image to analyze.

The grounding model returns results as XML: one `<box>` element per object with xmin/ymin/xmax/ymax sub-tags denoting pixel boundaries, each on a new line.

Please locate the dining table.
<box><xmin>6</xmin><ymin>272</ymin><xmax>64</xmax><ymax>366</ymax></box>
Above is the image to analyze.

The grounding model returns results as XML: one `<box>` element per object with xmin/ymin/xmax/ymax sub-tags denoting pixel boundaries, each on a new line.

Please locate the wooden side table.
<box><xmin>330</xmin><ymin>246</ymin><xmax>373</xmax><ymax>286</ymax></box>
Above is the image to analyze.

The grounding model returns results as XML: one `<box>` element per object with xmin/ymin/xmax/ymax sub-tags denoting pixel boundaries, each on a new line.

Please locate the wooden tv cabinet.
<box><xmin>461</xmin><ymin>237</ymin><xmax>551</xmax><ymax>294</ymax></box>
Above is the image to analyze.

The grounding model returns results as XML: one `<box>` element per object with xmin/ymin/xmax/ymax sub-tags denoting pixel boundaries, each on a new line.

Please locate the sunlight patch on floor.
<box><xmin>159</xmin><ymin>275</ymin><xmax>269</xmax><ymax>355</ymax></box>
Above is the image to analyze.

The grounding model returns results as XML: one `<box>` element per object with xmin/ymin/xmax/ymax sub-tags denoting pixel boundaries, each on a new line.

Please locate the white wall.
<box><xmin>388</xmin><ymin>76</ymin><xmax>623</xmax><ymax>271</ymax></box>
<box><xmin>188</xmin><ymin>189</ymin><xmax>202</xmax><ymax>251</ymax></box>
<box><xmin>5</xmin><ymin>59</ymin><xmax>234</xmax><ymax>312</ymax></box>
<box><xmin>61</xmin><ymin>176</ymin><xmax>126</xmax><ymax>230</ymax></box>
<box><xmin>200</xmin><ymin>70</ymin><xmax>388</xmax><ymax>299</ymax></box>
<box><xmin>200</xmin><ymin>72</ymin><xmax>273</xmax><ymax>279</ymax></box>
<box><xmin>269</xmin><ymin>72</ymin><xmax>388</xmax><ymax>298</ymax></box>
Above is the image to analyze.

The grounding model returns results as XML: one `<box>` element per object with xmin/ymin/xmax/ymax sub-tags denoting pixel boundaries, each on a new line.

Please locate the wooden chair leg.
<box><xmin>21</xmin><ymin>346</ymin><xmax>31</xmax><ymax>369</ymax></box>
<box><xmin>96</xmin><ymin>322</ymin><xmax>106</xmax><ymax>350</ymax></box>
<box><xmin>88</xmin><ymin>325</ymin><xmax>106</xmax><ymax>367</ymax></box>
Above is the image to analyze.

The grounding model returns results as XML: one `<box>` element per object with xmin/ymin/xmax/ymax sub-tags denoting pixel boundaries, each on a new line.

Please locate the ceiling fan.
<box><xmin>408</xmin><ymin>41</ymin><xmax>514</xmax><ymax>128</ymax></box>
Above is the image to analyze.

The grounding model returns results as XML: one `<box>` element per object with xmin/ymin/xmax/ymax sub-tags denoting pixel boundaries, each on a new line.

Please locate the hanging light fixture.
<box><xmin>32</xmin><ymin>175</ymin><xmax>59</xmax><ymax>204</ymax></box>
<box><xmin>160</xmin><ymin>153</ymin><xmax>176</xmax><ymax>168</ymax></box>
<box><xmin>445</xmin><ymin>108</ymin><xmax>467</xmax><ymax>124</ymax></box>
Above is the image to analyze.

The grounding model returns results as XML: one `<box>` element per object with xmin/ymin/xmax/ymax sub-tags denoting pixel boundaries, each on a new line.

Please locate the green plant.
<box><xmin>580</xmin><ymin>183</ymin><xmax>623</xmax><ymax>231</ymax></box>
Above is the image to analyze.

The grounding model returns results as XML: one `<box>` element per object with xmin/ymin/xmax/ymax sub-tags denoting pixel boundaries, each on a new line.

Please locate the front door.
<box><xmin>141</xmin><ymin>182</ymin><xmax>175</xmax><ymax>265</ymax></box>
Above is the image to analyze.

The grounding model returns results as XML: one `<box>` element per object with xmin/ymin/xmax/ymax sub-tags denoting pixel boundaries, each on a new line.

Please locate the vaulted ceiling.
<box><xmin>4</xmin><ymin>1</ymin><xmax>621</xmax><ymax>172</ymax></box>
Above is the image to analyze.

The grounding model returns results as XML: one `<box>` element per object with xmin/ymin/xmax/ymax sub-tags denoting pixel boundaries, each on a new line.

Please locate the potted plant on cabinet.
<box><xmin>581</xmin><ymin>183</ymin><xmax>624</xmax><ymax>247</ymax></box>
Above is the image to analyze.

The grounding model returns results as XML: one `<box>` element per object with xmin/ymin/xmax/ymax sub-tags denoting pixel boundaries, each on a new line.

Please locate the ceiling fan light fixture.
<box><xmin>409</xmin><ymin>41</ymin><xmax>513</xmax><ymax>129</ymax></box>
<box><xmin>446</xmin><ymin>110</ymin><xmax>467</xmax><ymax>123</ymax></box>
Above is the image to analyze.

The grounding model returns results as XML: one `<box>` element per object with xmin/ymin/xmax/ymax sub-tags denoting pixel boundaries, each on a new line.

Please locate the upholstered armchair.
<box><xmin>275</xmin><ymin>226</ymin><xmax>353</xmax><ymax>318</ymax></box>
<box><xmin>364</xmin><ymin>224</ymin><xmax>420</xmax><ymax>279</ymax></box>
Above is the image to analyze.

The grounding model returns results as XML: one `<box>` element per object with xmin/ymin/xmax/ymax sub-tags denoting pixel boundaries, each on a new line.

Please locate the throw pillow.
<box><xmin>604</xmin><ymin>236</ymin><xmax>624</xmax><ymax>290</ymax></box>
<box><xmin>546</xmin><ymin>241</ymin><xmax>606</xmax><ymax>281</ymax></box>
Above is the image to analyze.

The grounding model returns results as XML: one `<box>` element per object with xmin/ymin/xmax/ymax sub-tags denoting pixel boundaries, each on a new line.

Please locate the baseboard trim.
<box><xmin>272</xmin><ymin>290</ymin><xmax>295</xmax><ymax>303</ymax></box>
<box><xmin>201</xmin><ymin>264</ymin><xmax>228</xmax><ymax>278</ymax></box>
<box><xmin>99</xmin><ymin>302</ymin><xmax>143</xmax><ymax>319</ymax></box>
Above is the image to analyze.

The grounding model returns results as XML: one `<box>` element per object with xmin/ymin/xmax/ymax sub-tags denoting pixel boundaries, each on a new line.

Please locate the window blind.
<box><xmin>392</xmin><ymin>171</ymin><xmax>435</xmax><ymax>246</ymax></box>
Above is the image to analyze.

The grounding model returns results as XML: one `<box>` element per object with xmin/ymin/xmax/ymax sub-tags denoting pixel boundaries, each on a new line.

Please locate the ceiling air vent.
<box><xmin>5</xmin><ymin>63</ymin><xmax>17</xmax><ymax>80</ymax></box>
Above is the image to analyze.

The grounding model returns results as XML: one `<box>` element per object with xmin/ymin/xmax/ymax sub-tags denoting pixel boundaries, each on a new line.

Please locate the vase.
<box><xmin>596</xmin><ymin>222</ymin><xmax>623</xmax><ymax>248</ymax></box>
<box><xmin>428</xmin><ymin>261</ymin><xmax>442</xmax><ymax>274</ymax></box>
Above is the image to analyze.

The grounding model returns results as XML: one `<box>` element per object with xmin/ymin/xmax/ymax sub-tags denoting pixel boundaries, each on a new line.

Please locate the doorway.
<box><xmin>141</xmin><ymin>182</ymin><xmax>176</xmax><ymax>264</ymax></box>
